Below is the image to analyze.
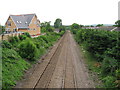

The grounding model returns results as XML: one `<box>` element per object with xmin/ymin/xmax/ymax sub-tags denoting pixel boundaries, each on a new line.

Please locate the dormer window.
<box><xmin>17</xmin><ymin>21</ymin><xmax>19</xmax><ymax>23</ymax></box>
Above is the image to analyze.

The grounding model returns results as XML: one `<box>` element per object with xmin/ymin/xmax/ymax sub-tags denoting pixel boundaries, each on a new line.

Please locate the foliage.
<box><xmin>9</xmin><ymin>36</ymin><xmax>19</xmax><ymax>44</ymax></box>
<box><xmin>40</xmin><ymin>22</ymin><xmax>54</xmax><ymax>33</ymax></box>
<box><xmin>102</xmin><ymin>76</ymin><xmax>117</xmax><ymax>88</ymax></box>
<box><xmin>24</xmin><ymin>32</ymin><xmax>31</xmax><ymax>38</ymax></box>
<box><xmin>54</xmin><ymin>18</ymin><xmax>62</xmax><ymax>28</ymax></box>
<box><xmin>59</xmin><ymin>26</ymin><xmax>65</xmax><ymax>32</ymax></box>
<box><xmin>75</xmin><ymin>29</ymin><xmax>119</xmax><ymax>61</ymax></box>
<box><xmin>71</xmin><ymin>23</ymin><xmax>80</xmax><ymax>30</ymax></box>
<box><xmin>2</xmin><ymin>27</ymin><xmax>65</xmax><ymax>89</ymax></box>
<box><xmin>2</xmin><ymin>48</ymin><xmax>30</xmax><ymax>89</ymax></box>
<box><xmin>0</xmin><ymin>25</ymin><xmax>5</xmax><ymax>34</ymax></box>
<box><xmin>115</xmin><ymin>20</ymin><xmax>120</xmax><ymax>27</ymax></box>
<box><xmin>64</xmin><ymin>25</ymin><xmax>71</xmax><ymax>30</ymax></box>
<box><xmin>18</xmin><ymin>39</ymin><xmax>38</xmax><ymax>61</ymax></box>
<box><xmin>115</xmin><ymin>69</ymin><xmax>120</xmax><ymax>79</ymax></box>
<box><xmin>71</xmin><ymin>23</ymin><xmax>81</xmax><ymax>34</ymax></box>
<box><xmin>73</xmin><ymin>28</ymin><xmax>120</xmax><ymax>88</ymax></box>
<box><xmin>96</xmin><ymin>24</ymin><xmax>104</xmax><ymax>27</ymax></box>
<box><xmin>101</xmin><ymin>56</ymin><xmax>118</xmax><ymax>76</ymax></box>
<box><xmin>2</xmin><ymin>40</ymin><xmax>12</xmax><ymax>49</ymax></box>
<box><xmin>19</xmin><ymin>35</ymin><xmax>27</xmax><ymax>40</ymax></box>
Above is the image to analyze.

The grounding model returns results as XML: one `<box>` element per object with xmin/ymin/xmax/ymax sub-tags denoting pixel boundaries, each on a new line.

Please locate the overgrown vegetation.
<box><xmin>54</xmin><ymin>18</ymin><xmax>66</xmax><ymax>32</ymax></box>
<box><xmin>40</xmin><ymin>22</ymin><xmax>54</xmax><ymax>33</ymax></box>
<box><xmin>71</xmin><ymin>28</ymin><xmax>120</xmax><ymax>88</ymax></box>
<box><xmin>0</xmin><ymin>25</ymin><xmax>5</xmax><ymax>34</ymax></box>
<box><xmin>2</xmin><ymin>29</ymin><xmax>65</xmax><ymax>89</ymax></box>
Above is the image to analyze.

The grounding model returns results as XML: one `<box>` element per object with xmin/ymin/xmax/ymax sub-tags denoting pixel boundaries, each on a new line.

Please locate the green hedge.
<box><xmin>73</xmin><ymin>29</ymin><xmax>120</xmax><ymax>88</ymax></box>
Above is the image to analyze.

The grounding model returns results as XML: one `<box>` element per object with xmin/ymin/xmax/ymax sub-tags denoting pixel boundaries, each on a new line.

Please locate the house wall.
<box><xmin>5</xmin><ymin>17</ymin><xmax>17</xmax><ymax>32</ymax></box>
<box><xmin>18</xmin><ymin>15</ymin><xmax>41</xmax><ymax>36</ymax></box>
<box><xmin>0</xmin><ymin>33</ymin><xmax>23</xmax><ymax>41</ymax></box>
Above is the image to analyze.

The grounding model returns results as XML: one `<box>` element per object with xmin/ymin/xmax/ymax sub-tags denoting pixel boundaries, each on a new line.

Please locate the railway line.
<box><xmin>15</xmin><ymin>31</ymin><xmax>95</xmax><ymax>89</ymax></box>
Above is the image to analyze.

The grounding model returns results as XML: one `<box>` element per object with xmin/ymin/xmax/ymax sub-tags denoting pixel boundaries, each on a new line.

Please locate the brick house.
<box><xmin>5</xmin><ymin>14</ymin><xmax>41</xmax><ymax>36</ymax></box>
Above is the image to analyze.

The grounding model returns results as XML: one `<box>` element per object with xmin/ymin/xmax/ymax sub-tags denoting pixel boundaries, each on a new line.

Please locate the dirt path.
<box><xmin>15</xmin><ymin>31</ymin><xmax>95</xmax><ymax>89</ymax></box>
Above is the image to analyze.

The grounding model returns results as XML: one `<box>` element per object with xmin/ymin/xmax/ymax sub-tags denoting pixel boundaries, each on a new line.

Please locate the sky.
<box><xmin>0</xmin><ymin>0</ymin><xmax>119</xmax><ymax>25</ymax></box>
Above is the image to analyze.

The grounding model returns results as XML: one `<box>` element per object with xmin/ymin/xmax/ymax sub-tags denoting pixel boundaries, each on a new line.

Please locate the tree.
<box><xmin>96</xmin><ymin>24</ymin><xmax>104</xmax><ymax>27</ymax></box>
<box><xmin>18</xmin><ymin>39</ymin><xmax>38</xmax><ymax>61</ymax></box>
<box><xmin>71</xmin><ymin>23</ymin><xmax>80</xmax><ymax>30</ymax></box>
<box><xmin>80</xmin><ymin>24</ymin><xmax>84</xmax><ymax>28</ymax></box>
<box><xmin>0</xmin><ymin>25</ymin><xmax>5</xmax><ymax>34</ymax></box>
<box><xmin>54</xmin><ymin>18</ymin><xmax>62</xmax><ymax>28</ymax></box>
<box><xmin>40</xmin><ymin>21</ymin><xmax>54</xmax><ymax>32</ymax></box>
<box><xmin>115</xmin><ymin>20</ymin><xmax>120</xmax><ymax>27</ymax></box>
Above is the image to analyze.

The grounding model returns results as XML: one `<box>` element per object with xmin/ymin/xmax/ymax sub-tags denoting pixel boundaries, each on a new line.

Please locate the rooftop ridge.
<box><xmin>10</xmin><ymin>13</ymin><xmax>36</xmax><ymax>16</ymax></box>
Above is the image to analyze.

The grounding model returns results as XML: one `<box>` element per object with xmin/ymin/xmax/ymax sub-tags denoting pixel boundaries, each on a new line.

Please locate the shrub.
<box><xmin>9</xmin><ymin>37</ymin><xmax>17</xmax><ymax>44</ymax></box>
<box><xmin>19</xmin><ymin>35</ymin><xmax>27</xmax><ymax>40</ymax></box>
<box><xmin>115</xmin><ymin>69</ymin><xmax>120</xmax><ymax>79</ymax></box>
<box><xmin>101</xmin><ymin>56</ymin><xmax>118</xmax><ymax>76</ymax></box>
<box><xmin>14</xmin><ymin>36</ymin><xmax>19</xmax><ymax>42</ymax></box>
<box><xmin>59</xmin><ymin>31</ymin><xmax>65</xmax><ymax>36</ymax></box>
<box><xmin>18</xmin><ymin>39</ymin><xmax>38</xmax><ymax>61</ymax></box>
<box><xmin>2</xmin><ymin>40</ymin><xmax>12</xmax><ymax>49</ymax></box>
<box><xmin>2</xmin><ymin>48</ymin><xmax>30</xmax><ymax>89</ymax></box>
<box><xmin>24</xmin><ymin>32</ymin><xmax>31</xmax><ymax>38</ymax></box>
<box><xmin>102</xmin><ymin>76</ymin><xmax>117</xmax><ymax>88</ymax></box>
<box><xmin>73</xmin><ymin>29</ymin><xmax>119</xmax><ymax>88</ymax></box>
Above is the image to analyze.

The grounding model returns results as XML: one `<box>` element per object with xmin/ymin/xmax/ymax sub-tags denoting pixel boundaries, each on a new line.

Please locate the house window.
<box><xmin>33</xmin><ymin>28</ymin><xmax>36</xmax><ymax>30</ymax></box>
<box><xmin>7</xmin><ymin>21</ymin><xmax>11</xmax><ymax>26</ymax></box>
<box><xmin>29</xmin><ymin>28</ymin><xmax>32</xmax><ymax>30</ymax></box>
<box><xmin>13</xmin><ymin>28</ymin><xmax>17</xmax><ymax>32</ymax></box>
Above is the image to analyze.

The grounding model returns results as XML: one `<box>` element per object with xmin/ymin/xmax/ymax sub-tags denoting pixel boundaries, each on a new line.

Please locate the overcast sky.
<box><xmin>0</xmin><ymin>0</ymin><xmax>119</xmax><ymax>25</ymax></box>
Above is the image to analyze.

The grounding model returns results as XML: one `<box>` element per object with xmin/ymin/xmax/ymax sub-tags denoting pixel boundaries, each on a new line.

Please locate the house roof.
<box><xmin>10</xmin><ymin>14</ymin><xmax>36</xmax><ymax>28</ymax></box>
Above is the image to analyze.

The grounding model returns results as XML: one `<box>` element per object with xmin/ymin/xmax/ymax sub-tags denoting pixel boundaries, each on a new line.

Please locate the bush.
<box><xmin>59</xmin><ymin>31</ymin><xmax>65</xmax><ymax>36</ymax></box>
<box><xmin>24</xmin><ymin>32</ymin><xmax>31</xmax><ymax>38</ymax></box>
<box><xmin>2</xmin><ymin>31</ymin><xmax>64</xmax><ymax>89</ymax></box>
<box><xmin>18</xmin><ymin>39</ymin><xmax>38</xmax><ymax>61</ymax></box>
<box><xmin>102</xmin><ymin>76</ymin><xmax>117</xmax><ymax>88</ymax></box>
<box><xmin>115</xmin><ymin>69</ymin><xmax>120</xmax><ymax>79</ymax></box>
<box><xmin>2</xmin><ymin>48</ymin><xmax>30</xmax><ymax>89</ymax></box>
<box><xmin>73</xmin><ymin>29</ymin><xmax>119</xmax><ymax>88</ymax></box>
<box><xmin>9</xmin><ymin>36</ymin><xmax>17</xmax><ymax>44</ymax></box>
<box><xmin>14</xmin><ymin>36</ymin><xmax>19</xmax><ymax>42</ymax></box>
<box><xmin>101</xmin><ymin>56</ymin><xmax>118</xmax><ymax>76</ymax></box>
<box><xmin>19</xmin><ymin>35</ymin><xmax>27</xmax><ymax>40</ymax></box>
<box><xmin>2</xmin><ymin>40</ymin><xmax>12</xmax><ymax>49</ymax></box>
<box><xmin>75</xmin><ymin>29</ymin><xmax>119</xmax><ymax>61</ymax></box>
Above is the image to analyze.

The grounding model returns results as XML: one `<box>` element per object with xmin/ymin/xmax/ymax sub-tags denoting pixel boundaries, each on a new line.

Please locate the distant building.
<box><xmin>5</xmin><ymin>14</ymin><xmax>41</xmax><ymax>36</ymax></box>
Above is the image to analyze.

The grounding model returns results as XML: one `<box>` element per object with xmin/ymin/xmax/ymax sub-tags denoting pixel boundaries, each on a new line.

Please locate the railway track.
<box><xmin>15</xmin><ymin>31</ymin><xmax>95</xmax><ymax>89</ymax></box>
